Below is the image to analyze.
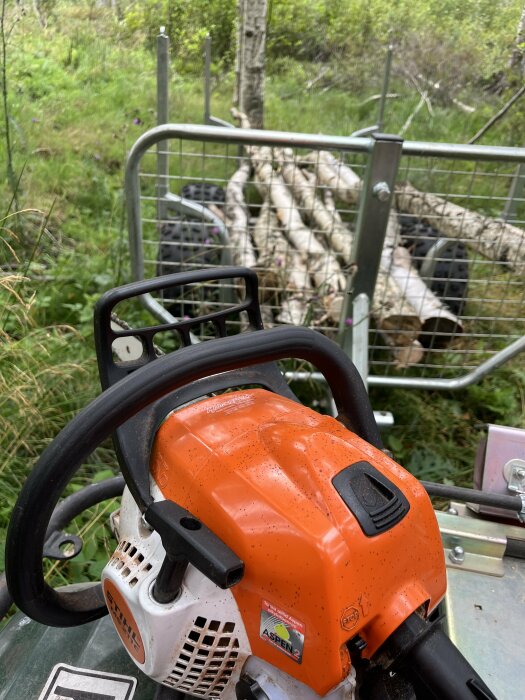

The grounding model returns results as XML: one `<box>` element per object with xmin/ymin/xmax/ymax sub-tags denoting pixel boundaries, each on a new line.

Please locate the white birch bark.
<box><xmin>276</xmin><ymin>147</ymin><xmax>353</xmax><ymax>260</ymax></box>
<box><xmin>231</xmin><ymin>110</ymin><xmax>346</xmax><ymax>320</ymax></box>
<box><xmin>225</xmin><ymin>160</ymin><xmax>258</xmax><ymax>268</ymax></box>
<box><xmin>396</xmin><ymin>183</ymin><xmax>525</xmax><ymax>272</ymax></box>
<box><xmin>279</xmin><ymin>148</ymin><xmax>423</xmax><ymax>347</ymax></box>
<box><xmin>234</xmin><ymin>0</ymin><xmax>267</xmax><ymax>129</ymax></box>
<box><xmin>307</xmin><ymin>153</ymin><xmax>463</xmax><ymax>340</ymax></box>
<box><xmin>252</xmin><ymin>200</ymin><xmax>313</xmax><ymax>325</ymax></box>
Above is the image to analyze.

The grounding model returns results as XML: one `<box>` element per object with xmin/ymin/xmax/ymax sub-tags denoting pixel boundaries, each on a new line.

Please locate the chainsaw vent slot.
<box><xmin>332</xmin><ymin>461</ymin><xmax>410</xmax><ymax>537</ymax></box>
<box><xmin>107</xmin><ymin>539</ymin><xmax>154</xmax><ymax>587</ymax></box>
<box><xmin>163</xmin><ymin>617</ymin><xmax>240</xmax><ymax>698</ymax></box>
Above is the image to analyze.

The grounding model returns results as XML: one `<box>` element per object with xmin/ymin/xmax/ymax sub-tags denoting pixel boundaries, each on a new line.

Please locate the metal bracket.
<box><xmin>338</xmin><ymin>133</ymin><xmax>403</xmax><ymax>358</ymax></box>
<box><xmin>503</xmin><ymin>457</ymin><xmax>525</xmax><ymax>522</ymax></box>
<box><xmin>504</xmin><ymin>458</ymin><xmax>525</xmax><ymax>493</ymax></box>
<box><xmin>519</xmin><ymin>494</ymin><xmax>525</xmax><ymax>524</ymax></box>
<box><xmin>436</xmin><ymin>510</ymin><xmax>506</xmax><ymax>576</ymax></box>
<box><xmin>43</xmin><ymin>531</ymin><xmax>83</xmax><ymax>561</ymax></box>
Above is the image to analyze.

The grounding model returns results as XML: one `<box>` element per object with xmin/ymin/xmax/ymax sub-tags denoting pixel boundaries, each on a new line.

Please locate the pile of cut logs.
<box><xmin>217</xmin><ymin>109</ymin><xmax>525</xmax><ymax>367</ymax></box>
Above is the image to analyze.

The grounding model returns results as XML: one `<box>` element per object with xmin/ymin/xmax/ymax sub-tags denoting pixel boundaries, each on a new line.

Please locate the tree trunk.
<box><xmin>510</xmin><ymin>3</ymin><xmax>525</xmax><ymax>74</ymax></box>
<box><xmin>396</xmin><ymin>183</ymin><xmax>525</xmax><ymax>272</ymax></box>
<box><xmin>234</xmin><ymin>0</ymin><xmax>267</xmax><ymax>129</ymax></box>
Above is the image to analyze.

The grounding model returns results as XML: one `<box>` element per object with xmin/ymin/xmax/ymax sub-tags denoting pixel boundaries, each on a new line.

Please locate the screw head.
<box><xmin>449</xmin><ymin>545</ymin><xmax>465</xmax><ymax>564</ymax></box>
<box><xmin>373</xmin><ymin>181</ymin><xmax>391</xmax><ymax>202</ymax></box>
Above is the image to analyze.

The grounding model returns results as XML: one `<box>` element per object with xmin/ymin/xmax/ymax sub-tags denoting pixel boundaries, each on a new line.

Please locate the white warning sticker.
<box><xmin>38</xmin><ymin>663</ymin><xmax>137</xmax><ymax>700</ymax></box>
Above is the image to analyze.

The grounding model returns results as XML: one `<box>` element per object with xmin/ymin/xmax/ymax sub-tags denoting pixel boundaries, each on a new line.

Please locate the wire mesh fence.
<box><xmin>126</xmin><ymin>126</ymin><xmax>525</xmax><ymax>387</ymax></box>
<box><xmin>375</xmin><ymin>153</ymin><xmax>525</xmax><ymax>378</ymax></box>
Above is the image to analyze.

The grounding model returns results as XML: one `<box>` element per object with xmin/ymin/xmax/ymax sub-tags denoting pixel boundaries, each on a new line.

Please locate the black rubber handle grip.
<box><xmin>6</xmin><ymin>326</ymin><xmax>381</xmax><ymax>627</ymax></box>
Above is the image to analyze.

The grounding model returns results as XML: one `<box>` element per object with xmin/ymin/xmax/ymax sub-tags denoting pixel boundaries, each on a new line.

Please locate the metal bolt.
<box><xmin>516</xmin><ymin>468</ymin><xmax>525</xmax><ymax>480</ymax></box>
<box><xmin>141</xmin><ymin>513</ymin><xmax>153</xmax><ymax>532</ymax></box>
<box><xmin>373</xmin><ymin>181</ymin><xmax>391</xmax><ymax>202</ymax></box>
<box><xmin>447</xmin><ymin>507</ymin><xmax>459</xmax><ymax>516</ymax></box>
<box><xmin>449</xmin><ymin>545</ymin><xmax>465</xmax><ymax>564</ymax></box>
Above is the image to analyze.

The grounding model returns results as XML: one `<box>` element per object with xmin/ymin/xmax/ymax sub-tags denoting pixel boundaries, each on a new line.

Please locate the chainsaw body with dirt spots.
<box><xmin>2</xmin><ymin>268</ymin><xmax>506</xmax><ymax>700</ymax></box>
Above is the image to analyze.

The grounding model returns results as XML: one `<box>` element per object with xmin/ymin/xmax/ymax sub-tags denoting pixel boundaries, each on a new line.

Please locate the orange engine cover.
<box><xmin>151</xmin><ymin>389</ymin><xmax>446</xmax><ymax>696</ymax></box>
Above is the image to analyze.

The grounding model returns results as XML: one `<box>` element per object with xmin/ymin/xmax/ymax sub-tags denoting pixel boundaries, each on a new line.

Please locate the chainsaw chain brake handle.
<box><xmin>6</xmin><ymin>266</ymin><xmax>382</xmax><ymax>628</ymax></box>
<box><xmin>94</xmin><ymin>267</ymin><xmax>300</xmax><ymax>513</ymax></box>
<box><xmin>93</xmin><ymin>266</ymin><xmax>383</xmax><ymax>511</ymax></box>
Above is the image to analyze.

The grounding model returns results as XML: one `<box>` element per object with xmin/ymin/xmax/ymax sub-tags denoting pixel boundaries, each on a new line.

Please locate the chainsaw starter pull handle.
<box><xmin>6</xmin><ymin>325</ymin><xmax>380</xmax><ymax>627</ymax></box>
<box><xmin>144</xmin><ymin>499</ymin><xmax>244</xmax><ymax>603</ymax></box>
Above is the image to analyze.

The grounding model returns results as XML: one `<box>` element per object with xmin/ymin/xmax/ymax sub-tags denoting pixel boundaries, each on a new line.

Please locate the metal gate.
<box><xmin>125</xmin><ymin>124</ymin><xmax>525</xmax><ymax>389</ymax></box>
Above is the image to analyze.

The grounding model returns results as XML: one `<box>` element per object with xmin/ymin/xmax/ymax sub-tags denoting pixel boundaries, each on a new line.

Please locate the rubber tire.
<box><xmin>180</xmin><ymin>182</ymin><xmax>225</xmax><ymax>207</ymax></box>
<box><xmin>157</xmin><ymin>183</ymin><xmax>226</xmax><ymax>312</ymax></box>
<box><xmin>158</xmin><ymin>219</ymin><xmax>223</xmax><ymax>272</ymax></box>
<box><xmin>157</xmin><ymin>220</ymin><xmax>224</xmax><ymax>317</ymax></box>
<box><xmin>399</xmin><ymin>215</ymin><xmax>469</xmax><ymax>316</ymax></box>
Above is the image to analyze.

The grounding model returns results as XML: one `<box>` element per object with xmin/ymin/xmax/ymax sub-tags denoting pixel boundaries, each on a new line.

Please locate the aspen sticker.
<box><xmin>260</xmin><ymin>600</ymin><xmax>305</xmax><ymax>663</ymax></box>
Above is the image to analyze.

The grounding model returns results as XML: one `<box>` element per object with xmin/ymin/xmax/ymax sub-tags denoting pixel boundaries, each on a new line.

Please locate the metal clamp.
<box><xmin>519</xmin><ymin>493</ymin><xmax>525</xmax><ymax>524</ymax></box>
<box><xmin>436</xmin><ymin>510</ymin><xmax>506</xmax><ymax>576</ymax></box>
<box><xmin>505</xmin><ymin>458</ymin><xmax>525</xmax><ymax>494</ymax></box>
<box><xmin>504</xmin><ymin>458</ymin><xmax>525</xmax><ymax>522</ymax></box>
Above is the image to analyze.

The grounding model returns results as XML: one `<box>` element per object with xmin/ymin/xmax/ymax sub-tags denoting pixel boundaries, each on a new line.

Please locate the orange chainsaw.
<box><xmin>5</xmin><ymin>268</ymin><xmax>497</xmax><ymax>699</ymax></box>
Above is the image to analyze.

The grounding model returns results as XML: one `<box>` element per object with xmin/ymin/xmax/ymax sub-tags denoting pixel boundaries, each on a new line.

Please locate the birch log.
<box><xmin>252</xmin><ymin>200</ymin><xmax>313</xmax><ymax>325</ymax></box>
<box><xmin>231</xmin><ymin>109</ymin><xmax>346</xmax><ymax>320</ymax></box>
<box><xmin>276</xmin><ymin>147</ymin><xmax>353</xmax><ymax>260</ymax></box>
<box><xmin>382</xmin><ymin>335</ymin><xmax>425</xmax><ymax>368</ymax></box>
<box><xmin>396</xmin><ymin>183</ymin><xmax>525</xmax><ymax>272</ymax></box>
<box><xmin>225</xmin><ymin>160</ymin><xmax>258</xmax><ymax>268</ymax></box>
<box><xmin>323</xmin><ymin>189</ymin><xmax>345</xmax><ymax>225</ymax></box>
<box><xmin>308</xmin><ymin>152</ymin><xmax>463</xmax><ymax>341</ymax></box>
<box><xmin>387</xmin><ymin>246</ymin><xmax>463</xmax><ymax>346</ymax></box>
<box><xmin>302</xmin><ymin>150</ymin><xmax>362</xmax><ymax>204</ymax></box>
<box><xmin>278</xmin><ymin>148</ymin><xmax>423</xmax><ymax>346</ymax></box>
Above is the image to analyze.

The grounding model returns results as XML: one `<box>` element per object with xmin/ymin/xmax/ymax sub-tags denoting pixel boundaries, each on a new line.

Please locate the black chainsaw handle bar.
<box><xmin>6</xmin><ymin>325</ymin><xmax>381</xmax><ymax>628</ymax></box>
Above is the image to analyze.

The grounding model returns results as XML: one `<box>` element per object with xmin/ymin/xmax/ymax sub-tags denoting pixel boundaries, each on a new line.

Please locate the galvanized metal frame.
<box><xmin>125</xmin><ymin>123</ymin><xmax>525</xmax><ymax>390</ymax></box>
<box><xmin>338</xmin><ymin>133</ymin><xmax>403</xmax><ymax>357</ymax></box>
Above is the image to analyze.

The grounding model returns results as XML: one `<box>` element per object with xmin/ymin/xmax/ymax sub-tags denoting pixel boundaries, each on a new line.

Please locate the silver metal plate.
<box><xmin>445</xmin><ymin>556</ymin><xmax>525</xmax><ymax>700</ymax></box>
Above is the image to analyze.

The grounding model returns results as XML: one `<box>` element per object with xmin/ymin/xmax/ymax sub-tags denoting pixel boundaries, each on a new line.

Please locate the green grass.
<box><xmin>1</xmin><ymin>2</ymin><xmax>524</xmax><ymax>603</ymax></box>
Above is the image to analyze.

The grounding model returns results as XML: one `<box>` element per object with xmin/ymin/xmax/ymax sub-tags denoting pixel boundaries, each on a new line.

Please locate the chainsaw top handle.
<box><xmin>6</xmin><ymin>314</ymin><xmax>381</xmax><ymax>628</ymax></box>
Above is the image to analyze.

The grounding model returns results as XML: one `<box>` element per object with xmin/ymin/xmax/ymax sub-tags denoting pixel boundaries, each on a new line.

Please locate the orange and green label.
<box><xmin>260</xmin><ymin>599</ymin><xmax>305</xmax><ymax>663</ymax></box>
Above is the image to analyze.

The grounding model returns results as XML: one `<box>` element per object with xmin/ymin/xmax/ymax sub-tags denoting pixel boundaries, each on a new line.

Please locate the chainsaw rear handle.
<box><xmin>6</xmin><ymin>325</ymin><xmax>381</xmax><ymax>628</ymax></box>
<box><xmin>385</xmin><ymin>612</ymin><xmax>497</xmax><ymax>700</ymax></box>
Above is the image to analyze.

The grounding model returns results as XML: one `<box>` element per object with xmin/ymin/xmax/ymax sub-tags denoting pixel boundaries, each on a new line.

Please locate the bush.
<box><xmin>122</xmin><ymin>0</ymin><xmax>524</xmax><ymax>89</ymax></box>
<box><xmin>123</xmin><ymin>0</ymin><xmax>237</xmax><ymax>72</ymax></box>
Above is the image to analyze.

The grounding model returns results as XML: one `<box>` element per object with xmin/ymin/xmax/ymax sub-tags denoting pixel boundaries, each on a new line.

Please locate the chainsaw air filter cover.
<box><xmin>133</xmin><ymin>388</ymin><xmax>446</xmax><ymax>698</ymax></box>
<box><xmin>102</xmin><ymin>487</ymin><xmax>251</xmax><ymax>698</ymax></box>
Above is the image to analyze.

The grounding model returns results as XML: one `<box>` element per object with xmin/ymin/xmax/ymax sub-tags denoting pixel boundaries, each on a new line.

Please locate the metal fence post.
<box><xmin>204</xmin><ymin>34</ymin><xmax>211</xmax><ymax>125</ymax></box>
<box><xmin>156</xmin><ymin>27</ymin><xmax>170</xmax><ymax>209</ymax></box>
<box><xmin>502</xmin><ymin>161</ymin><xmax>525</xmax><ymax>221</ymax></box>
<box><xmin>338</xmin><ymin>133</ymin><xmax>403</xmax><ymax>366</ymax></box>
<box><xmin>377</xmin><ymin>45</ymin><xmax>393</xmax><ymax>132</ymax></box>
